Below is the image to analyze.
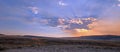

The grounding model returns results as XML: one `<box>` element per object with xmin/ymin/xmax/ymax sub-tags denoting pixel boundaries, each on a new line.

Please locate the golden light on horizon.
<box><xmin>75</xmin><ymin>29</ymin><xmax>88</xmax><ymax>33</ymax></box>
<box><xmin>71</xmin><ymin>29</ymin><xmax>103</xmax><ymax>37</ymax></box>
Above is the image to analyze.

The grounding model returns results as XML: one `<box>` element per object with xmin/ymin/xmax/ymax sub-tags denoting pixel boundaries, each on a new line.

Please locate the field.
<box><xmin>0</xmin><ymin>35</ymin><xmax>120</xmax><ymax>52</ymax></box>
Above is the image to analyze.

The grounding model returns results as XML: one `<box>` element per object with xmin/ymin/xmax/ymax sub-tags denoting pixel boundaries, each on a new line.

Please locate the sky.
<box><xmin>0</xmin><ymin>0</ymin><xmax>120</xmax><ymax>37</ymax></box>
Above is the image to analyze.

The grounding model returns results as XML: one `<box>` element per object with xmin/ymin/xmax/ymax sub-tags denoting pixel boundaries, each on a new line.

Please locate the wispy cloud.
<box><xmin>28</xmin><ymin>6</ymin><xmax>40</xmax><ymax>14</ymax></box>
<box><xmin>58</xmin><ymin>0</ymin><xmax>68</xmax><ymax>6</ymax></box>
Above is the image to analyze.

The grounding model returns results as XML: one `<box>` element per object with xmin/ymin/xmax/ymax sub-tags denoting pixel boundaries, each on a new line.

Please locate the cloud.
<box><xmin>68</xmin><ymin>7</ymin><xmax>120</xmax><ymax>37</ymax></box>
<box><xmin>117</xmin><ymin>4</ymin><xmax>120</xmax><ymax>7</ymax></box>
<box><xmin>58</xmin><ymin>1</ymin><xmax>68</xmax><ymax>6</ymax></box>
<box><xmin>118</xmin><ymin>0</ymin><xmax>120</xmax><ymax>2</ymax></box>
<box><xmin>28</xmin><ymin>6</ymin><xmax>39</xmax><ymax>14</ymax></box>
<box><xmin>43</xmin><ymin>17</ymin><xmax>97</xmax><ymax>36</ymax></box>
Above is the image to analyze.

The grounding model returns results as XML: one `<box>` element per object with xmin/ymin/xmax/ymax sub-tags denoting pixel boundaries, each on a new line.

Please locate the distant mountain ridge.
<box><xmin>23</xmin><ymin>35</ymin><xmax>120</xmax><ymax>41</ymax></box>
<box><xmin>62</xmin><ymin>35</ymin><xmax>120</xmax><ymax>41</ymax></box>
<box><xmin>0</xmin><ymin>34</ymin><xmax>120</xmax><ymax>41</ymax></box>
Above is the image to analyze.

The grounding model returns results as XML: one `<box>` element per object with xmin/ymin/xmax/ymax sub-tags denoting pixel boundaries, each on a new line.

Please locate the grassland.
<box><xmin>0</xmin><ymin>35</ymin><xmax>120</xmax><ymax>52</ymax></box>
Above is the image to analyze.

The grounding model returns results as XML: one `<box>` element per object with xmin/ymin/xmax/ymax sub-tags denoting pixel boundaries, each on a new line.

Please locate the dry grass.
<box><xmin>0</xmin><ymin>36</ymin><xmax>120</xmax><ymax>52</ymax></box>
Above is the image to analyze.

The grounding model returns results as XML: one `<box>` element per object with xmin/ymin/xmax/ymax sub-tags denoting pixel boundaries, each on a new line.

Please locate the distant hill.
<box><xmin>0</xmin><ymin>34</ymin><xmax>120</xmax><ymax>41</ymax></box>
<box><xmin>62</xmin><ymin>35</ymin><xmax>120</xmax><ymax>41</ymax></box>
<box><xmin>80</xmin><ymin>35</ymin><xmax>120</xmax><ymax>40</ymax></box>
<box><xmin>0</xmin><ymin>34</ymin><xmax>5</xmax><ymax>35</ymax></box>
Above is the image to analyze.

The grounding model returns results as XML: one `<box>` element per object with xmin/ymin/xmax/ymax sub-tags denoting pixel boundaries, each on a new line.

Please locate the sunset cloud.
<box><xmin>68</xmin><ymin>7</ymin><xmax>120</xmax><ymax>37</ymax></box>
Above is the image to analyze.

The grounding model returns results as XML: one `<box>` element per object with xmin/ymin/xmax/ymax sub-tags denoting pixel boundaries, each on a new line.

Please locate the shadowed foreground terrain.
<box><xmin>0</xmin><ymin>35</ymin><xmax>120</xmax><ymax>52</ymax></box>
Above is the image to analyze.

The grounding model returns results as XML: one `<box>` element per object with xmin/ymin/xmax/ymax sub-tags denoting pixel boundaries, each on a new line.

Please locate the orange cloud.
<box><xmin>69</xmin><ymin>17</ymin><xmax>120</xmax><ymax>37</ymax></box>
<box><xmin>64</xmin><ymin>8</ymin><xmax>120</xmax><ymax>37</ymax></box>
<box><xmin>64</xmin><ymin>16</ymin><xmax>120</xmax><ymax>37</ymax></box>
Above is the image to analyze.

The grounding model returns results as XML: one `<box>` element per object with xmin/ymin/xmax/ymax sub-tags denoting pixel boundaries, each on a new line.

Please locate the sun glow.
<box><xmin>75</xmin><ymin>29</ymin><xmax>88</xmax><ymax>33</ymax></box>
